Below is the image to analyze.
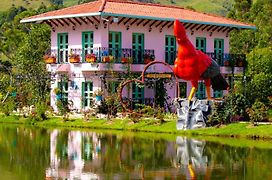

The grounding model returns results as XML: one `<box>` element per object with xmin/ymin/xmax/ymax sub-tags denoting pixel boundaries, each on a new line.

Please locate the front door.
<box><xmin>214</xmin><ymin>38</ymin><xmax>224</xmax><ymax>65</ymax></box>
<box><xmin>57</xmin><ymin>33</ymin><xmax>68</xmax><ymax>63</ymax></box>
<box><xmin>82</xmin><ymin>81</ymin><xmax>93</xmax><ymax>108</ymax></box>
<box><xmin>109</xmin><ymin>31</ymin><xmax>121</xmax><ymax>61</ymax></box>
<box><xmin>132</xmin><ymin>33</ymin><xmax>144</xmax><ymax>64</ymax></box>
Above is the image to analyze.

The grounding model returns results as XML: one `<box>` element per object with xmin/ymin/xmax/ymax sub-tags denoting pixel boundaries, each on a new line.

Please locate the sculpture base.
<box><xmin>174</xmin><ymin>98</ymin><xmax>216</xmax><ymax>130</ymax></box>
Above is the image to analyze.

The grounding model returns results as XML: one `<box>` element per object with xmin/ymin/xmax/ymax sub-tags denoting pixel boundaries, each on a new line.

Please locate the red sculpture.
<box><xmin>173</xmin><ymin>19</ymin><xmax>229</xmax><ymax>100</ymax></box>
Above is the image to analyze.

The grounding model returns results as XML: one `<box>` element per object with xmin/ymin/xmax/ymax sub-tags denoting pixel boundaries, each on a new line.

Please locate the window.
<box><xmin>109</xmin><ymin>31</ymin><xmax>122</xmax><ymax>61</ymax></box>
<box><xmin>179</xmin><ymin>82</ymin><xmax>187</xmax><ymax>98</ymax></box>
<box><xmin>195</xmin><ymin>82</ymin><xmax>206</xmax><ymax>99</ymax></box>
<box><xmin>82</xmin><ymin>31</ymin><xmax>94</xmax><ymax>62</ymax></box>
<box><xmin>132</xmin><ymin>33</ymin><xmax>144</xmax><ymax>64</ymax></box>
<box><xmin>165</xmin><ymin>35</ymin><xmax>176</xmax><ymax>65</ymax></box>
<box><xmin>214</xmin><ymin>38</ymin><xmax>224</xmax><ymax>65</ymax></box>
<box><xmin>82</xmin><ymin>81</ymin><xmax>93</xmax><ymax>107</ymax></box>
<box><xmin>57</xmin><ymin>33</ymin><xmax>68</xmax><ymax>63</ymax></box>
<box><xmin>196</xmin><ymin>37</ymin><xmax>206</xmax><ymax>53</ymax></box>
<box><xmin>58</xmin><ymin>81</ymin><xmax>68</xmax><ymax>102</ymax></box>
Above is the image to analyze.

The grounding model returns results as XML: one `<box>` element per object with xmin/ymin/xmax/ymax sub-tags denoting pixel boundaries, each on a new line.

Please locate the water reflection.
<box><xmin>0</xmin><ymin>126</ymin><xmax>272</xmax><ymax>179</ymax></box>
<box><xmin>46</xmin><ymin>130</ymin><xmax>100</xmax><ymax>179</ymax></box>
<box><xmin>175</xmin><ymin>137</ymin><xmax>208</xmax><ymax>179</ymax></box>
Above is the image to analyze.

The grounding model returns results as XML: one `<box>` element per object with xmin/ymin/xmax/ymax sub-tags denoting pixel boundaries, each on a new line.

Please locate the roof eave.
<box><xmin>20</xmin><ymin>12</ymin><xmax>102</xmax><ymax>23</ymax></box>
<box><xmin>101</xmin><ymin>12</ymin><xmax>256</xmax><ymax>30</ymax></box>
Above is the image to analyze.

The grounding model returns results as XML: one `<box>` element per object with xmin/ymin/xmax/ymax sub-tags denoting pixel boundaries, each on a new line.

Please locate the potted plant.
<box><xmin>224</xmin><ymin>60</ymin><xmax>230</xmax><ymax>66</ymax></box>
<box><xmin>93</xmin><ymin>88</ymin><xmax>103</xmax><ymax>101</ymax></box>
<box><xmin>43</xmin><ymin>54</ymin><xmax>56</xmax><ymax>64</ymax></box>
<box><xmin>85</xmin><ymin>53</ymin><xmax>96</xmax><ymax>63</ymax></box>
<box><xmin>69</xmin><ymin>54</ymin><xmax>80</xmax><ymax>63</ymax></box>
<box><xmin>121</xmin><ymin>57</ymin><xmax>132</xmax><ymax>63</ymax></box>
<box><xmin>103</xmin><ymin>55</ymin><xmax>114</xmax><ymax>63</ymax></box>
<box><xmin>144</xmin><ymin>53</ymin><xmax>155</xmax><ymax>64</ymax></box>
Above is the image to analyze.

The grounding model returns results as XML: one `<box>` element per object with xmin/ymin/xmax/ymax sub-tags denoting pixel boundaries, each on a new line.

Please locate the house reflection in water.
<box><xmin>45</xmin><ymin>130</ymin><xmax>210</xmax><ymax>179</ymax></box>
<box><xmin>46</xmin><ymin>130</ymin><xmax>100</xmax><ymax>179</ymax></box>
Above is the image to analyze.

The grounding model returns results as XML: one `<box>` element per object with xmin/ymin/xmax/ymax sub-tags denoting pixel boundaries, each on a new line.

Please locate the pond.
<box><xmin>0</xmin><ymin>125</ymin><xmax>272</xmax><ymax>179</ymax></box>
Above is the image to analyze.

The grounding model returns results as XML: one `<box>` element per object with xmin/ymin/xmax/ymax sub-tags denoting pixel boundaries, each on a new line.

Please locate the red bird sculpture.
<box><xmin>173</xmin><ymin>20</ymin><xmax>229</xmax><ymax>101</ymax></box>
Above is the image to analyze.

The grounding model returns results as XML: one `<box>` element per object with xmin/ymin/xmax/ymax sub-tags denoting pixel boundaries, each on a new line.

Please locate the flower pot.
<box><xmin>95</xmin><ymin>95</ymin><xmax>102</xmax><ymax>101</ymax></box>
<box><xmin>144</xmin><ymin>58</ymin><xmax>153</xmax><ymax>64</ymax></box>
<box><xmin>86</xmin><ymin>57</ymin><xmax>96</xmax><ymax>63</ymax></box>
<box><xmin>69</xmin><ymin>57</ymin><xmax>80</xmax><ymax>63</ymax></box>
<box><xmin>103</xmin><ymin>56</ymin><xmax>110</xmax><ymax>63</ymax></box>
<box><xmin>45</xmin><ymin>57</ymin><xmax>56</xmax><ymax>64</ymax></box>
<box><xmin>121</xmin><ymin>57</ymin><xmax>129</xmax><ymax>63</ymax></box>
<box><xmin>224</xmin><ymin>60</ymin><xmax>230</xmax><ymax>66</ymax></box>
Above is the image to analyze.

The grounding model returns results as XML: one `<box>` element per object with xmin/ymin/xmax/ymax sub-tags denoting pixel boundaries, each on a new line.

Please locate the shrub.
<box><xmin>0</xmin><ymin>98</ymin><xmax>16</xmax><ymax>116</ymax></box>
<box><xmin>246</xmin><ymin>100</ymin><xmax>268</xmax><ymax>124</ymax></box>
<box><xmin>33</xmin><ymin>102</ymin><xmax>48</xmax><ymax>121</ymax></box>
<box><xmin>56</xmin><ymin>100</ymin><xmax>70</xmax><ymax>121</ymax></box>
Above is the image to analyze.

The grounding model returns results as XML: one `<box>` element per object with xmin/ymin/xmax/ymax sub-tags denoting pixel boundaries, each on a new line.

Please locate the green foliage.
<box><xmin>246</xmin><ymin>100</ymin><xmax>268</xmax><ymax>124</ymax></box>
<box><xmin>224</xmin><ymin>92</ymin><xmax>250</xmax><ymax>122</ymax></box>
<box><xmin>229</xmin><ymin>0</ymin><xmax>272</xmax><ymax>54</ymax></box>
<box><xmin>209</xmin><ymin>92</ymin><xmax>250</xmax><ymax>125</ymax></box>
<box><xmin>104</xmin><ymin>93</ymin><xmax>121</xmax><ymax>119</ymax></box>
<box><xmin>244</xmin><ymin>47</ymin><xmax>272</xmax><ymax>104</ymax></box>
<box><xmin>247</xmin><ymin>47</ymin><xmax>272</xmax><ymax>76</ymax></box>
<box><xmin>208</xmin><ymin>101</ymin><xmax>225</xmax><ymax>126</ymax></box>
<box><xmin>31</xmin><ymin>102</ymin><xmax>49</xmax><ymax>121</ymax></box>
<box><xmin>0</xmin><ymin>98</ymin><xmax>16</xmax><ymax>116</ymax></box>
<box><xmin>56</xmin><ymin>100</ymin><xmax>70</xmax><ymax>121</ymax></box>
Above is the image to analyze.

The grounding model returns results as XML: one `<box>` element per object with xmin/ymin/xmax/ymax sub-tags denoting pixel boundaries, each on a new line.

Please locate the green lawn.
<box><xmin>0</xmin><ymin>115</ymin><xmax>271</xmax><ymax>140</ymax></box>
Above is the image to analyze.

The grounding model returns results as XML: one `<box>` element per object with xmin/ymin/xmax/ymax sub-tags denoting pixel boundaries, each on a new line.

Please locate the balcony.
<box><xmin>44</xmin><ymin>47</ymin><xmax>155</xmax><ymax>65</ymax></box>
<box><xmin>206</xmin><ymin>53</ymin><xmax>246</xmax><ymax>67</ymax></box>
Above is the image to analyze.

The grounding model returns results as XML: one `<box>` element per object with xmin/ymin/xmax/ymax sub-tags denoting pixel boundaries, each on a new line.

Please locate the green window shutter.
<box><xmin>82</xmin><ymin>82</ymin><xmax>85</xmax><ymax>108</ymax></box>
<box><xmin>82</xmin><ymin>31</ymin><xmax>94</xmax><ymax>62</ymax></box>
<box><xmin>214</xmin><ymin>90</ymin><xmax>223</xmax><ymax>98</ymax></box>
<box><xmin>165</xmin><ymin>35</ymin><xmax>176</xmax><ymax>65</ymax></box>
<box><xmin>109</xmin><ymin>31</ymin><xmax>122</xmax><ymax>61</ymax></box>
<box><xmin>196</xmin><ymin>37</ymin><xmax>206</xmax><ymax>53</ymax></box>
<box><xmin>57</xmin><ymin>33</ymin><xmax>68</xmax><ymax>63</ymax></box>
<box><xmin>132</xmin><ymin>33</ymin><xmax>144</xmax><ymax>64</ymax></box>
<box><xmin>214</xmin><ymin>38</ymin><xmax>224</xmax><ymax>65</ymax></box>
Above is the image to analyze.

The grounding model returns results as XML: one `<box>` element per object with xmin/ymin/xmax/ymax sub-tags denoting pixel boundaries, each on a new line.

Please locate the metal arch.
<box><xmin>119</xmin><ymin>60</ymin><xmax>180</xmax><ymax>113</ymax></box>
<box><xmin>140</xmin><ymin>60</ymin><xmax>180</xmax><ymax>98</ymax></box>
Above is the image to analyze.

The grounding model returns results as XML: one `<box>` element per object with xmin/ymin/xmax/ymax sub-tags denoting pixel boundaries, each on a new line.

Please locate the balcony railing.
<box><xmin>44</xmin><ymin>47</ymin><xmax>155</xmax><ymax>64</ymax></box>
<box><xmin>165</xmin><ymin>52</ymin><xmax>246</xmax><ymax>67</ymax></box>
<box><xmin>206</xmin><ymin>52</ymin><xmax>246</xmax><ymax>67</ymax></box>
<box><xmin>44</xmin><ymin>49</ymin><xmax>246</xmax><ymax>68</ymax></box>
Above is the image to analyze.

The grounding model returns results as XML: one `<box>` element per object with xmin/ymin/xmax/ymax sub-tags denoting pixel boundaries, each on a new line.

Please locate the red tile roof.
<box><xmin>21</xmin><ymin>0</ymin><xmax>255</xmax><ymax>29</ymax></box>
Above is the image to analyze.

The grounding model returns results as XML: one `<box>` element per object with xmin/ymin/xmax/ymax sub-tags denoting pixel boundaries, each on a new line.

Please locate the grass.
<box><xmin>0</xmin><ymin>115</ymin><xmax>272</xmax><ymax>140</ymax></box>
<box><xmin>0</xmin><ymin>0</ymin><xmax>50</xmax><ymax>12</ymax></box>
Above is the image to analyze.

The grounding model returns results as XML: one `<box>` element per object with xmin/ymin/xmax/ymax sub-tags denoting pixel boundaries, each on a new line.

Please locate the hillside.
<box><xmin>0</xmin><ymin>0</ymin><xmax>233</xmax><ymax>16</ymax></box>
